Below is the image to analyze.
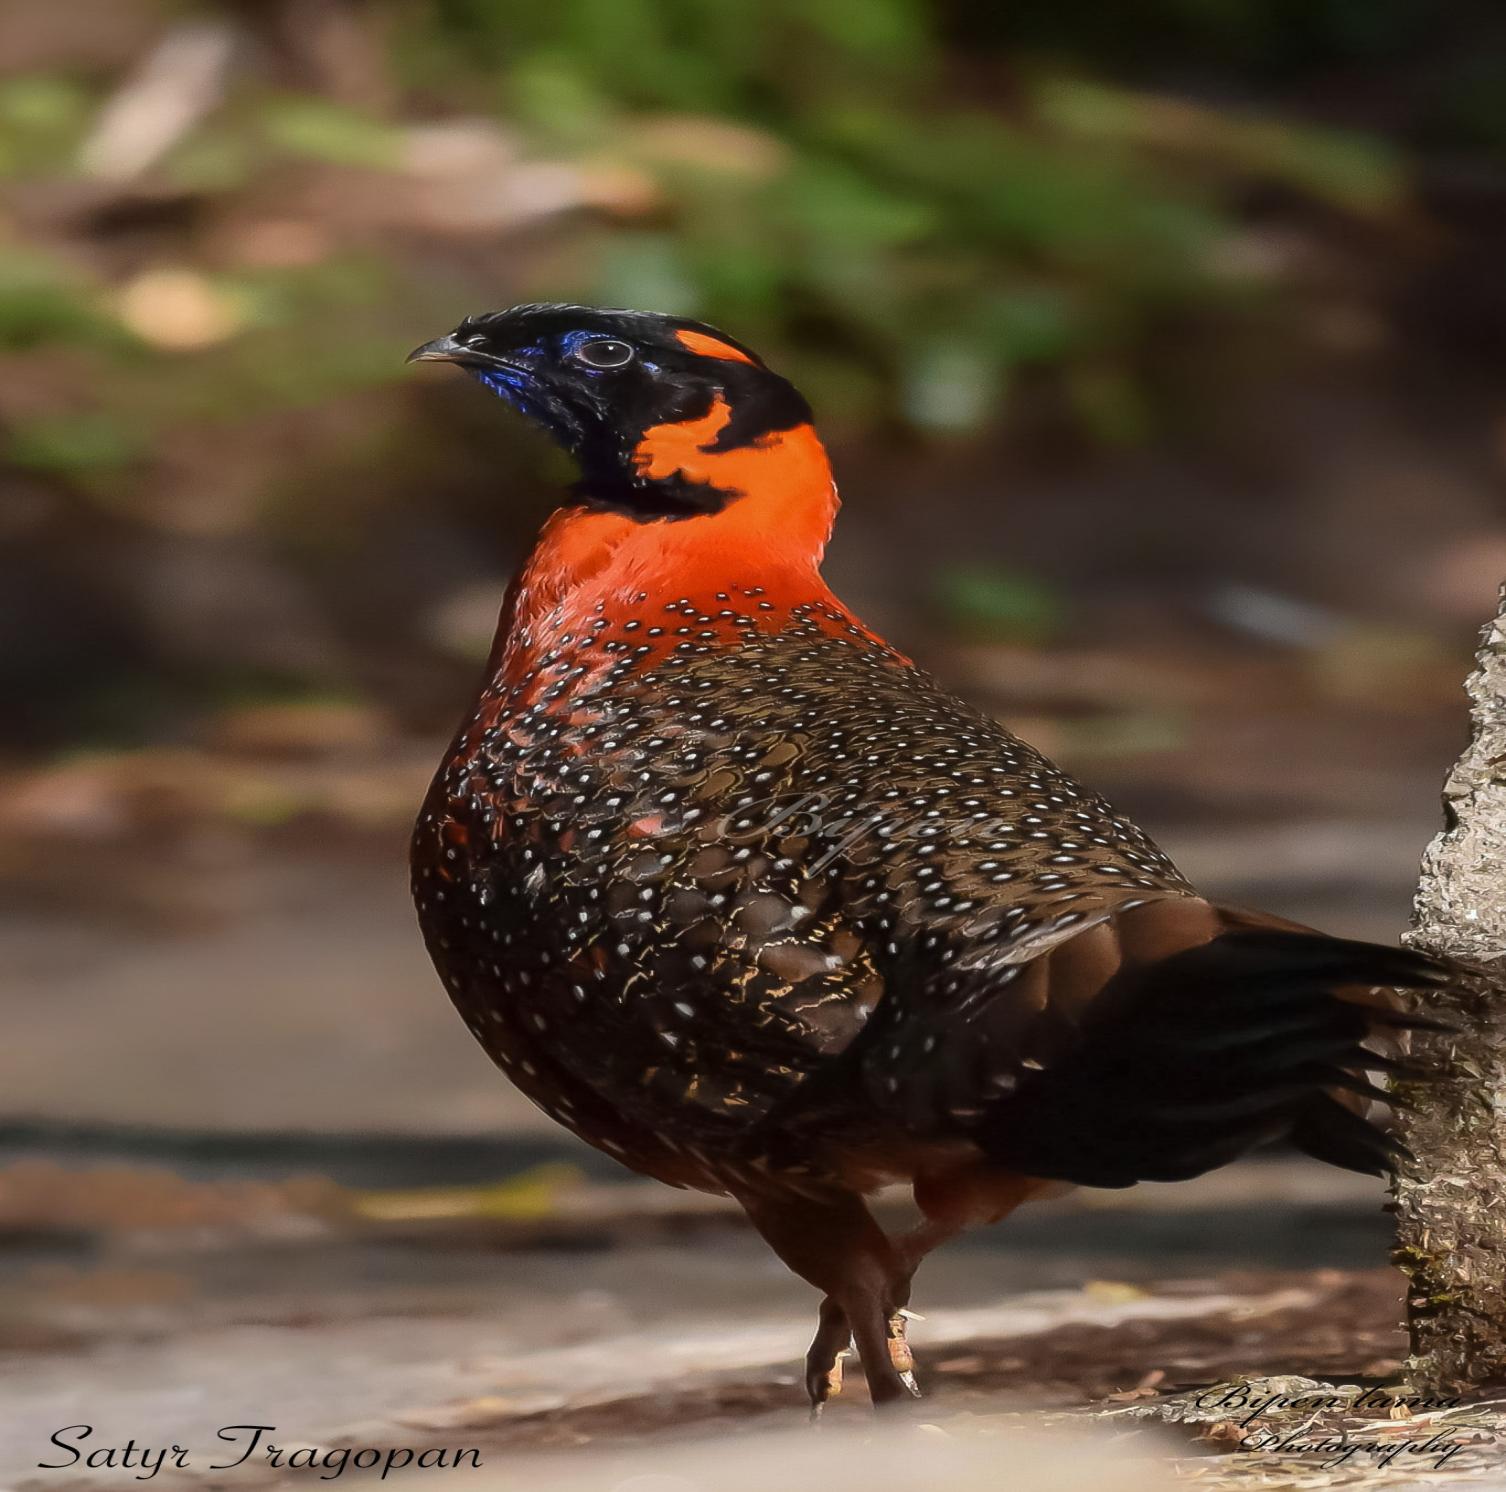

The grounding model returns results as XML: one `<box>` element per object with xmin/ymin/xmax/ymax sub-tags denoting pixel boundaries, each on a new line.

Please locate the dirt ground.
<box><xmin>3</xmin><ymin>1165</ymin><xmax>1505</xmax><ymax>1491</ymax></box>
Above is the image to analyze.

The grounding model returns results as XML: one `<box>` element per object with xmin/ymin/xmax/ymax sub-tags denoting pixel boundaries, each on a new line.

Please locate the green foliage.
<box><xmin>1</xmin><ymin>0</ymin><xmax>1494</xmax><ymax>745</ymax></box>
<box><xmin>0</xmin><ymin>0</ymin><xmax>1430</xmax><ymax>488</ymax></box>
<box><xmin>1034</xmin><ymin>77</ymin><xmax>1403</xmax><ymax>215</ymax></box>
<box><xmin>160</xmin><ymin>122</ymin><xmax>255</xmax><ymax>193</ymax></box>
<box><xmin>7</xmin><ymin>412</ymin><xmax>146</xmax><ymax>477</ymax></box>
<box><xmin>932</xmin><ymin>564</ymin><xmax>1065</xmax><ymax>643</ymax></box>
<box><xmin>0</xmin><ymin>0</ymin><xmax>1448</xmax><ymax>512</ymax></box>
<box><xmin>257</xmin><ymin>96</ymin><xmax>405</xmax><ymax>169</ymax></box>
<box><xmin>0</xmin><ymin>251</ymin><xmax>135</xmax><ymax>352</ymax></box>
<box><xmin>0</xmin><ymin>74</ymin><xmax>92</xmax><ymax>176</ymax></box>
<box><xmin>394</xmin><ymin>0</ymin><xmax>1408</xmax><ymax>434</ymax></box>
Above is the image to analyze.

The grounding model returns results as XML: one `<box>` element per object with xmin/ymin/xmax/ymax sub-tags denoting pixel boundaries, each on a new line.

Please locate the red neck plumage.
<box><xmin>495</xmin><ymin>400</ymin><xmax>861</xmax><ymax>687</ymax></box>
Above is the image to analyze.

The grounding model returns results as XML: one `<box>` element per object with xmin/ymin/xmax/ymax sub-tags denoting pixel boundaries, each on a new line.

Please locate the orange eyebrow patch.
<box><xmin>676</xmin><ymin>329</ymin><xmax>757</xmax><ymax>365</ymax></box>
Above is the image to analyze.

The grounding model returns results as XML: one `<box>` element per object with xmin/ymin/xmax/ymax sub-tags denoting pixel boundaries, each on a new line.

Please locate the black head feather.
<box><xmin>409</xmin><ymin>304</ymin><xmax>811</xmax><ymax>518</ymax></box>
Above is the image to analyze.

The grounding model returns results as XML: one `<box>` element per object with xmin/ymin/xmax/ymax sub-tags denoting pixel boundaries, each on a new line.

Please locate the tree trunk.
<box><xmin>1393</xmin><ymin>584</ymin><xmax>1506</xmax><ymax>1389</ymax></box>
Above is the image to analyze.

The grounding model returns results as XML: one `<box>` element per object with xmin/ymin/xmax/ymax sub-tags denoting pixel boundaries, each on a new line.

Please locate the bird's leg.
<box><xmin>879</xmin><ymin>1166</ymin><xmax>1041</xmax><ymax>1400</ymax></box>
<box><xmin>894</xmin><ymin>1213</ymin><xmax>966</xmax><ymax>1284</ymax></box>
<box><xmin>807</xmin><ymin>1280</ymin><xmax>920</xmax><ymax>1410</ymax></box>
<box><xmin>739</xmin><ymin>1189</ymin><xmax>912</xmax><ymax>1410</ymax></box>
<box><xmin>787</xmin><ymin>1209</ymin><xmax>967</xmax><ymax>1408</ymax></box>
<box><xmin>876</xmin><ymin>1216</ymin><xmax>958</xmax><ymax>1400</ymax></box>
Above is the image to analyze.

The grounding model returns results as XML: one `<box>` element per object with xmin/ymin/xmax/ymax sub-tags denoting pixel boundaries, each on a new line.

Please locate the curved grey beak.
<box><xmin>406</xmin><ymin>333</ymin><xmax>467</xmax><ymax>365</ymax></box>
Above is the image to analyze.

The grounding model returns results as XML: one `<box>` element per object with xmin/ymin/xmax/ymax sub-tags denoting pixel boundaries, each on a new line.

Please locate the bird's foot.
<box><xmin>807</xmin><ymin>1348</ymin><xmax>847</xmax><ymax>1422</ymax></box>
<box><xmin>887</xmin><ymin>1309</ymin><xmax>923</xmax><ymax>1398</ymax></box>
<box><xmin>805</xmin><ymin>1296</ymin><xmax>853</xmax><ymax>1421</ymax></box>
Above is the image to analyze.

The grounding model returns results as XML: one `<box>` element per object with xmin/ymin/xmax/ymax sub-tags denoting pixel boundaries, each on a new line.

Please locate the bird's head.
<box><xmin>409</xmin><ymin>304</ymin><xmax>819</xmax><ymax>520</ymax></box>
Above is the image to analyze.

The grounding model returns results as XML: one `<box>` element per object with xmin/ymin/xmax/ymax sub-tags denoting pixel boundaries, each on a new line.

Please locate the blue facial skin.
<box><xmin>559</xmin><ymin>330</ymin><xmax>600</xmax><ymax>363</ymax></box>
<box><xmin>467</xmin><ymin>332</ymin><xmax>660</xmax><ymax>450</ymax></box>
<box><xmin>473</xmin><ymin>339</ymin><xmax>543</xmax><ymax>418</ymax></box>
<box><xmin>475</xmin><ymin>366</ymin><xmax>540</xmax><ymax>418</ymax></box>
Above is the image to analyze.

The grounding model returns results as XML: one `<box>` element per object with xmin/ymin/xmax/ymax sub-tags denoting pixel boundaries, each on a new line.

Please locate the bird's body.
<box><xmin>414</xmin><ymin>593</ymin><xmax>1191</xmax><ymax>1196</ymax></box>
<box><xmin>409</xmin><ymin>304</ymin><xmax>1448</xmax><ymax>1409</ymax></box>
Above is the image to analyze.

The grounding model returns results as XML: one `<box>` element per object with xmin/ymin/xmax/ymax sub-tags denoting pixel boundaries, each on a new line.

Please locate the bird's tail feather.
<box><xmin>976</xmin><ymin>901</ymin><xmax>1455</xmax><ymax>1189</ymax></box>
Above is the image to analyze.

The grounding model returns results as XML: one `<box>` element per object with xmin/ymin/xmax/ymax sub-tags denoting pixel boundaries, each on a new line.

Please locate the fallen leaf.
<box><xmin>1085</xmin><ymin>1280</ymin><xmax>1148</xmax><ymax>1304</ymax></box>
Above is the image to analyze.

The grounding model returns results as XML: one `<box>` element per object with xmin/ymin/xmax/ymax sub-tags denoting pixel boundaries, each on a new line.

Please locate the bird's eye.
<box><xmin>573</xmin><ymin>338</ymin><xmax>635</xmax><ymax>370</ymax></box>
<box><xmin>463</xmin><ymin>331</ymin><xmax>489</xmax><ymax>348</ymax></box>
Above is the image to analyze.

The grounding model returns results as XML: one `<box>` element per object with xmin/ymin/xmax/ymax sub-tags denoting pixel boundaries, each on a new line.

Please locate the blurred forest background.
<box><xmin>5</xmin><ymin>3</ymin><xmax>1506</xmax><ymax>1470</ymax></box>
<box><xmin>3</xmin><ymin>0</ymin><xmax>1506</xmax><ymax>1146</ymax></box>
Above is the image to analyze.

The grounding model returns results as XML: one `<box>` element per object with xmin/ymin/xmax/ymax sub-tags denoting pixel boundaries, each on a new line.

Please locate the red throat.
<box><xmin>495</xmin><ymin>398</ymin><xmax>878</xmax><ymax>688</ymax></box>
